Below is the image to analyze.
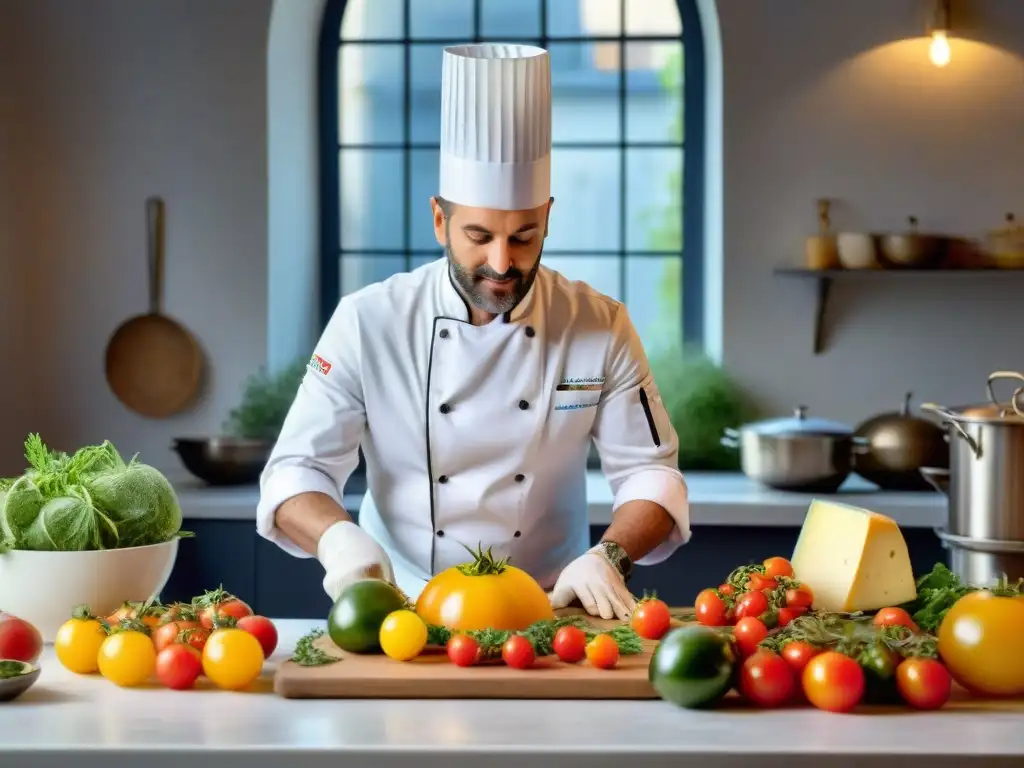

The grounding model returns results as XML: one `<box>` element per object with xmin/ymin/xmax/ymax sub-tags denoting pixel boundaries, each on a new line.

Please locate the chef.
<box><xmin>256</xmin><ymin>43</ymin><xmax>690</xmax><ymax>621</ymax></box>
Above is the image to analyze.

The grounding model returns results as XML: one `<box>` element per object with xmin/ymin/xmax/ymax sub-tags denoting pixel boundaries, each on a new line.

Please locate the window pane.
<box><xmin>341</xmin><ymin>0</ymin><xmax>404</xmax><ymax>40</ymax></box>
<box><xmin>413</xmin><ymin>255</ymin><xmax>442</xmax><ymax>271</ymax></box>
<box><xmin>547</xmin><ymin>148</ymin><xmax>621</xmax><ymax>252</ymax></box>
<box><xmin>339</xmin><ymin>44</ymin><xmax>404</xmax><ymax>145</ymax></box>
<box><xmin>340</xmin><ymin>254</ymin><xmax>408</xmax><ymax>297</ymax></box>
<box><xmin>408</xmin><ymin>149</ymin><xmax>440</xmax><ymax>251</ymax></box>
<box><xmin>625</xmin><ymin>0</ymin><xmax>682</xmax><ymax>36</ymax></box>
<box><xmin>549</xmin><ymin>0</ymin><xmax>621</xmax><ymax>38</ymax></box>
<box><xmin>411</xmin><ymin>0</ymin><xmax>473</xmax><ymax>39</ymax></box>
<box><xmin>626</xmin><ymin>148</ymin><xmax>682</xmax><ymax>252</ymax></box>
<box><xmin>549</xmin><ymin>43</ymin><xmax>620</xmax><ymax>142</ymax></box>
<box><xmin>481</xmin><ymin>0</ymin><xmax>540</xmax><ymax>37</ymax></box>
<box><xmin>542</xmin><ymin>256</ymin><xmax>621</xmax><ymax>302</ymax></box>
<box><xmin>340</xmin><ymin>149</ymin><xmax>406</xmax><ymax>250</ymax></box>
<box><xmin>626</xmin><ymin>42</ymin><xmax>683</xmax><ymax>143</ymax></box>
<box><xmin>409</xmin><ymin>43</ymin><xmax>446</xmax><ymax>144</ymax></box>
<box><xmin>624</xmin><ymin>255</ymin><xmax>683</xmax><ymax>357</ymax></box>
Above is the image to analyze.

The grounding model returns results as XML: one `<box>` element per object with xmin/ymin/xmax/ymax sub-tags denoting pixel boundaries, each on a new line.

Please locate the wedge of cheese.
<box><xmin>791</xmin><ymin>499</ymin><xmax>917</xmax><ymax>613</ymax></box>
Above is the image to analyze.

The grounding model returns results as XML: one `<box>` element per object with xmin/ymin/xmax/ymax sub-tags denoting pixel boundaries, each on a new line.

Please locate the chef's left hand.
<box><xmin>549</xmin><ymin>549</ymin><xmax>636</xmax><ymax>621</ymax></box>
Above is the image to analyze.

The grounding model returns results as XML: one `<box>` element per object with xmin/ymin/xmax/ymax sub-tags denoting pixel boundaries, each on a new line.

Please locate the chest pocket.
<box><xmin>549</xmin><ymin>379</ymin><xmax>604</xmax><ymax>441</ymax></box>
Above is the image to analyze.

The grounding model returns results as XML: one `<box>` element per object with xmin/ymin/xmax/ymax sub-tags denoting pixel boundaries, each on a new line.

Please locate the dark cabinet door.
<box><xmin>160</xmin><ymin>520</ymin><xmax>257</xmax><ymax>608</ymax></box>
<box><xmin>254</xmin><ymin>535</ymin><xmax>333</xmax><ymax>619</ymax></box>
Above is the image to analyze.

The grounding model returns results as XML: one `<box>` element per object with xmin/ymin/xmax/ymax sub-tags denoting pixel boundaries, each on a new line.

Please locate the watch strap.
<box><xmin>592</xmin><ymin>541</ymin><xmax>633</xmax><ymax>580</ymax></box>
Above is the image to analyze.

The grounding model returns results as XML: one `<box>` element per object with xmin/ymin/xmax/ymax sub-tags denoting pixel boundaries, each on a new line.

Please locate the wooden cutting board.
<box><xmin>274</xmin><ymin>609</ymin><xmax>683</xmax><ymax>700</ymax></box>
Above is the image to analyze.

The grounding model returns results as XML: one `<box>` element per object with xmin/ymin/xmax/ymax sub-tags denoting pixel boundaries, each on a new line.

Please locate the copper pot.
<box><xmin>853</xmin><ymin>392</ymin><xmax>949</xmax><ymax>490</ymax></box>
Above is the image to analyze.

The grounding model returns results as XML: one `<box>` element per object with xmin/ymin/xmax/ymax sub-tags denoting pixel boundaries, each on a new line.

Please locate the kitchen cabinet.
<box><xmin>161</xmin><ymin>520</ymin><xmax>947</xmax><ymax>618</ymax></box>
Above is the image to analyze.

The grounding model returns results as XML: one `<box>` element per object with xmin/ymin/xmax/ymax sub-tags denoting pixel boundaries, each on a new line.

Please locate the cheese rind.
<box><xmin>790</xmin><ymin>499</ymin><xmax>918</xmax><ymax>613</ymax></box>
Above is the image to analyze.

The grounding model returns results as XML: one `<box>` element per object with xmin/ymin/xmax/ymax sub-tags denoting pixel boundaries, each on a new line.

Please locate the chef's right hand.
<box><xmin>316</xmin><ymin>520</ymin><xmax>396</xmax><ymax>602</ymax></box>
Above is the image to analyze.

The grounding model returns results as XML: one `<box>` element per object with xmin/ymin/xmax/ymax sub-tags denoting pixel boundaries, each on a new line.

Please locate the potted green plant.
<box><xmin>649</xmin><ymin>347</ymin><xmax>757</xmax><ymax>471</ymax></box>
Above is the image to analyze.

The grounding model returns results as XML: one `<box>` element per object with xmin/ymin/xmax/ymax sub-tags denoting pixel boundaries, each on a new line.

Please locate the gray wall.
<box><xmin>1</xmin><ymin>0</ymin><xmax>1022</xmax><ymax>479</ymax></box>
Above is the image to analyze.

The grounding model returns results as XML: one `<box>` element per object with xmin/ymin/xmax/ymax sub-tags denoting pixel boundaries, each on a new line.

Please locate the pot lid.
<box><xmin>920</xmin><ymin>371</ymin><xmax>1024</xmax><ymax>424</ymax></box>
<box><xmin>743</xmin><ymin>405</ymin><xmax>854</xmax><ymax>436</ymax></box>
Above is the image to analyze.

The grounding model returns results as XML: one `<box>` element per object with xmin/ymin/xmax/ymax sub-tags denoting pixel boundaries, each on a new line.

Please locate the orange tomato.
<box><xmin>585</xmin><ymin>633</ymin><xmax>620</xmax><ymax>669</ymax></box>
<box><xmin>763</xmin><ymin>557</ymin><xmax>794</xmax><ymax>579</ymax></box>
<box><xmin>938</xmin><ymin>590</ymin><xmax>1024</xmax><ymax>696</ymax></box>
<box><xmin>802</xmin><ymin>651</ymin><xmax>864</xmax><ymax>712</ymax></box>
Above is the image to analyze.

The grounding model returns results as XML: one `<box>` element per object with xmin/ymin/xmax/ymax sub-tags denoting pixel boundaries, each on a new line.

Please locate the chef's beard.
<box><xmin>446</xmin><ymin>240</ymin><xmax>541</xmax><ymax>316</ymax></box>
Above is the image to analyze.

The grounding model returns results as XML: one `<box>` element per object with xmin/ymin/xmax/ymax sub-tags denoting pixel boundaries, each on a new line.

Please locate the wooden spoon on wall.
<box><xmin>104</xmin><ymin>196</ymin><xmax>204</xmax><ymax>418</ymax></box>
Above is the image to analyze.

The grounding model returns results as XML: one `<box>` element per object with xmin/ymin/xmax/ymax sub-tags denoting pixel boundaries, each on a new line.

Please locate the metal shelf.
<box><xmin>773</xmin><ymin>267</ymin><xmax>1024</xmax><ymax>355</ymax></box>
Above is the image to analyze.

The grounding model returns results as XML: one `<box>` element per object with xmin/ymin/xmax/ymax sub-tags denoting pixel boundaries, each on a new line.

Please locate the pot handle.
<box><xmin>851</xmin><ymin>435</ymin><xmax>871</xmax><ymax>455</ymax></box>
<box><xmin>720</xmin><ymin>427</ymin><xmax>740</xmax><ymax>449</ymax></box>
<box><xmin>919</xmin><ymin>466</ymin><xmax>949</xmax><ymax>496</ymax></box>
<box><xmin>987</xmin><ymin>370</ymin><xmax>1024</xmax><ymax>411</ymax></box>
<box><xmin>919</xmin><ymin>402</ymin><xmax>980</xmax><ymax>458</ymax></box>
<box><xmin>1014</xmin><ymin>387</ymin><xmax>1024</xmax><ymax>418</ymax></box>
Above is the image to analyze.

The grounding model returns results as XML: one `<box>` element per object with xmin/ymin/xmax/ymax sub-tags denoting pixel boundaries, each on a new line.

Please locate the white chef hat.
<box><xmin>438</xmin><ymin>43</ymin><xmax>552</xmax><ymax>211</ymax></box>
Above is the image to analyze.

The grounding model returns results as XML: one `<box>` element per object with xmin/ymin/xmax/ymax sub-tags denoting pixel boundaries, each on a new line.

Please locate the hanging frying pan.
<box><xmin>104</xmin><ymin>196</ymin><xmax>204</xmax><ymax>418</ymax></box>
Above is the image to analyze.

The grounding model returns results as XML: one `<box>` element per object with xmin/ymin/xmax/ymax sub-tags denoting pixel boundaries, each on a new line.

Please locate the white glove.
<box><xmin>549</xmin><ymin>546</ymin><xmax>636</xmax><ymax>620</ymax></box>
<box><xmin>317</xmin><ymin>520</ymin><xmax>396</xmax><ymax>602</ymax></box>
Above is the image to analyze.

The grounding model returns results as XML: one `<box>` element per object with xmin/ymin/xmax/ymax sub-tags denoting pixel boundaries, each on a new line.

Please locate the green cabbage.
<box><xmin>0</xmin><ymin>433</ymin><xmax>186</xmax><ymax>552</ymax></box>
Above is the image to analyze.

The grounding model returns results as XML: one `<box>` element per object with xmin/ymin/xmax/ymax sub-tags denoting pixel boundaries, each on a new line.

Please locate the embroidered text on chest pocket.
<box><xmin>552</xmin><ymin>376</ymin><xmax>604</xmax><ymax>412</ymax></box>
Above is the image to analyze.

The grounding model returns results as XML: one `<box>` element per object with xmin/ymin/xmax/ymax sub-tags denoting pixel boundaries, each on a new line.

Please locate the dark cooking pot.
<box><xmin>722</xmin><ymin>406</ymin><xmax>867</xmax><ymax>493</ymax></box>
<box><xmin>853</xmin><ymin>391</ymin><xmax>949</xmax><ymax>491</ymax></box>
<box><xmin>172</xmin><ymin>437</ymin><xmax>273</xmax><ymax>486</ymax></box>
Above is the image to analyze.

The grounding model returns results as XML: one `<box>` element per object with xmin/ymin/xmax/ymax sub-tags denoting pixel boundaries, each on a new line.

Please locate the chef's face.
<box><xmin>431</xmin><ymin>196</ymin><xmax>553</xmax><ymax>317</ymax></box>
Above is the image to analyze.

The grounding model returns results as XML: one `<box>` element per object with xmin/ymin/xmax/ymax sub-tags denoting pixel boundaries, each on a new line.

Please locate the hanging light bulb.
<box><xmin>928</xmin><ymin>0</ymin><xmax>952</xmax><ymax>67</ymax></box>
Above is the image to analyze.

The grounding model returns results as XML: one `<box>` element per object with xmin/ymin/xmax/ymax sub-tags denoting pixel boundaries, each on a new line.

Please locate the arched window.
<box><xmin>317</xmin><ymin>0</ymin><xmax>705</xmax><ymax>356</ymax></box>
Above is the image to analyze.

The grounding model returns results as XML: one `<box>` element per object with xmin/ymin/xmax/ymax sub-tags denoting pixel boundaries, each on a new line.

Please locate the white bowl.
<box><xmin>0</xmin><ymin>539</ymin><xmax>179</xmax><ymax>642</ymax></box>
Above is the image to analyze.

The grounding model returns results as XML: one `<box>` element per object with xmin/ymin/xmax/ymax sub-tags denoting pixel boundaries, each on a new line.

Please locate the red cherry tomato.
<box><xmin>631</xmin><ymin>597</ymin><xmax>671</xmax><ymax>640</ymax></box>
<box><xmin>896</xmin><ymin>658</ymin><xmax>952</xmax><ymax>710</ymax></box>
<box><xmin>784</xmin><ymin>586</ymin><xmax>814</xmax><ymax>610</ymax></box>
<box><xmin>802</xmin><ymin>651</ymin><xmax>865</xmax><ymax>713</ymax></box>
<box><xmin>777</xmin><ymin>606</ymin><xmax>807</xmax><ymax>627</ymax></box>
<box><xmin>781</xmin><ymin>641</ymin><xmax>820</xmax><ymax>675</ymax></box>
<box><xmin>501</xmin><ymin>635</ymin><xmax>535</xmax><ymax>669</ymax></box>
<box><xmin>734</xmin><ymin>590</ymin><xmax>769</xmax><ymax>622</ymax></box>
<box><xmin>0</xmin><ymin>615</ymin><xmax>43</xmax><ymax>663</ymax></box>
<box><xmin>873</xmin><ymin>607</ymin><xmax>919</xmax><ymax>633</ymax></box>
<box><xmin>155</xmin><ymin>644</ymin><xmax>203</xmax><ymax>690</ymax></box>
<box><xmin>446</xmin><ymin>634</ymin><xmax>480</xmax><ymax>667</ymax></box>
<box><xmin>733</xmin><ymin>616</ymin><xmax>769</xmax><ymax>658</ymax></box>
<box><xmin>748</xmin><ymin>574</ymin><xmax>778</xmax><ymax>592</ymax></box>
<box><xmin>740</xmin><ymin>650</ymin><xmax>796</xmax><ymax>707</ymax></box>
<box><xmin>552</xmin><ymin>625</ymin><xmax>587</xmax><ymax>663</ymax></box>
<box><xmin>695</xmin><ymin>589</ymin><xmax>728</xmax><ymax>627</ymax></box>
<box><xmin>718</xmin><ymin>583</ymin><xmax>736</xmax><ymax>597</ymax></box>
<box><xmin>763</xmin><ymin>557</ymin><xmax>794</xmax><ymax>579</ymax></box>
<box><xmin>200</xmin><ymin>598</ymin><xmax>253</xmax><ymax>629</ymax></box>
<box><xmin>237</xmin><ymin>615</ymin><xmax>279</xmax><ymax>658</ymax></box>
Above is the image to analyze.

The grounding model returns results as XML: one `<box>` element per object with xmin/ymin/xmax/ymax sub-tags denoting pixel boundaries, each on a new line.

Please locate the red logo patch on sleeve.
<box><xmin>308</xmin><ymin>354</ymin><xmax>333</xmax><ymax>375</ymax></box>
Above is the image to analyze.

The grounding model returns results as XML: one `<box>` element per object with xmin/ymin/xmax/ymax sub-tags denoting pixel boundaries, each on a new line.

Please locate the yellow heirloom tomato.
<box><xmin>938</xmin><ymin>590</ymin><xmax>1024</xmax><ymax>696</ymax></box>
<box><xmin>98</xmin><ymin>626</ymin><xmax>157</xmax><ymax>687</ymax></box>
<box><xmin>202</xmin><ymin>627</ymin><xmax>264</xmax><ymax>690</ymax></box>
<box><xmin>55</xmin><ymin>606</ymin><xmax>107</xmax><ymax>675</ymax></box>
<box><xmin>379</xmin><ymin>610</ymin><xmax>428</xmax><ymax>661</ymax></box>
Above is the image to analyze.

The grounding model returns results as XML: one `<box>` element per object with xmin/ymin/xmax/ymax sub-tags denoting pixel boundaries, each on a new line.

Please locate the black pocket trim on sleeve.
<box><xmin>639</xmin><ymin>387</ymin><xmax>661</xmax><ymax>447</ymax></box>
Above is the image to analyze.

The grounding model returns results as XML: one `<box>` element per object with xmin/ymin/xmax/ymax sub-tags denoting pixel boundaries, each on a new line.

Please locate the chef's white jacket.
<box><xmin>256</xmin><ymin>257</ymin><xmax>690</xmax><ymax>600</ymax></box>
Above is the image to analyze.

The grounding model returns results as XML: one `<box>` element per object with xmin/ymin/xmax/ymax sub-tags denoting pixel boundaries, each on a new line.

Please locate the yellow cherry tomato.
<box><xmin>379</xmin><ymin>609</ymin><xmax>428</xmax><ymax>661</ymax></box>
<box><xmin>202</xmin><ymin>628</ymin><xmax>264</xmax><ymax>690</ymax></box>
<box><xmin>55</xmin><ymin>616</ymin><xmax>107</xmax><ymax>674</ymax></box>
<box><xmin>97</xmin><ymin>631</ymin><xmax>157</xmax><ymax>687</ymax></box>
<box><xmin>938</xmin><ymin>590</ymin><xmax>1024</xmax><ymax>696</ymax></box>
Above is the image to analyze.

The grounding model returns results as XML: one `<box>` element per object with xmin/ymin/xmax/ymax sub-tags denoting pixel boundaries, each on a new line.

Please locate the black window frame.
<box><xmin>316</xmin><ymin>0</ymin><xmax>706</xmax><ymax>480</ymax></box>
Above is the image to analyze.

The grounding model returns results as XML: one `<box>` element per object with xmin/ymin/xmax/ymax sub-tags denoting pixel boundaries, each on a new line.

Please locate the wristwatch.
<box><xmin>593</xmin><ymin>541</ymin><xmax>633</xmax><ymax>581</ymax></box>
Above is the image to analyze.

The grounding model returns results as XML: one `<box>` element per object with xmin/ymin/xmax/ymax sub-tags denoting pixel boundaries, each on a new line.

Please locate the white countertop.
<box><xmin>170</xmin><ymin>470</ymin><xmax>946</xmax><ymax>529</ymax></box>
<box><xmin>4</xmin><ymin>620</ymin><xmax>1022</xmax><ymax>767</ymax></box>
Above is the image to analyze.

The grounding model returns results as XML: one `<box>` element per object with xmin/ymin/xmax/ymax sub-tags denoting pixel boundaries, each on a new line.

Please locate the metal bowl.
<box><xmin>0</xmin><ymin>661</ymin><xmax>40</xmax><ymax>702</ymax></box>
<box><xmin>172</xmin><ymin>437</ymin><xmax>274</xmax><ymax>486</ymax></box>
